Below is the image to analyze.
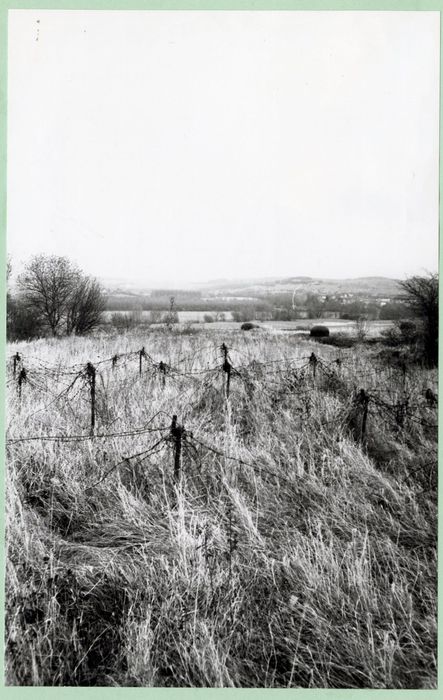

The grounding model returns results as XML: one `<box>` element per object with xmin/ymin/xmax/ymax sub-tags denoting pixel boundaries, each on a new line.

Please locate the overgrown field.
<box><xmin>5</xmin><ymin>329</ymin><xmax>438</xmax><ymax>688</ymax></box>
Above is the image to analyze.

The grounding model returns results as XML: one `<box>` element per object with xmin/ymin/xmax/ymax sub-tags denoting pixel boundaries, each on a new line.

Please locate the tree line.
<box><xmin>6</xmin><ymin>255</ymin><xmax>438</xmax><ymax>368</ymax></box>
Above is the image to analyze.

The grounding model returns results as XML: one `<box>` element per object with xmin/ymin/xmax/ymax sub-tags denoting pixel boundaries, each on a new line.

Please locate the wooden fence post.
<box><xmin>357</xmin><ymin>388</ymin><xmax>369</xmax><ymax>443</ymax></box>
<box><xmin>13</xmin><ymin>352</ymin><xmax>21</xmax><ymax>378</ymax></box>
<box><xmin>139</xmin><ymin>347</ymin><xmax>146</xmax><ymax>376</ymax></box>
<box><xmin>171</xmin><ymin>415</ymin><xmax>184</xmax><ymax>482</ymax></box>
<box><xmin>309</xmin><ymin>352</ymin><xmax>318</xmax><ymax>381</ymax></box>
<box><xmin>221</xmin><ymin>343</ymin><xmax>232</xmax><ymax>398</ymax></box>
<box><xmin>159</xmin><ymin>361</ymin><xmax>167</xmax><ymax>388</ymax></box>
<box><xmin>18</xmin><ymin>367</ymin><xmax>27</xmax><ymax>399</ymax></box>
<box><xmin>86</xmin><ymin>362</ymin><xmax>96</xmax><ymax>435</ymax></box>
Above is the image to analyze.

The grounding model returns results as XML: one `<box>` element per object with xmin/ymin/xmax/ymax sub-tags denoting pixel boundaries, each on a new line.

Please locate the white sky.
<box><xmin>7</xmin><ymin>10</ymin><xmax>440</xmax><ymax>285</ymax></box>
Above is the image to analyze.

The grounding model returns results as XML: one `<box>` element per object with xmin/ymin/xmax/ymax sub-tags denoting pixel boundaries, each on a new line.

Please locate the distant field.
<box><xmin>262</xmin><ymin>319</ymin><xmax>394</xmax><ymax>337</ymax></box>
<box><xmin>104</xmin><ymin>310</ymin><xmax>235</xmax><ymax>322</ymax></box>
<box><xmin>178</xmin><ymin>310</ymin><xmax>234</xmax><ymax>322</ymax></box>
<box><xmin>104</xmin><ymin>311</ymin><xmax>394</xmax><ymax>337</ymax></box>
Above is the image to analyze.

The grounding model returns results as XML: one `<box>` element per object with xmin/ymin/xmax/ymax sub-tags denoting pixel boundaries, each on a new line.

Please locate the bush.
<box><xmin>354</xmin><ymin>316</ymin><xmax>369</xmax><ymax>342</ymax></box>
<box><xmin>380</xmin><ymin>327</ymin><xmax>402</xmax><ymax>346</ymax></box>
<box><xmin>110</xmin><ymin>313</ymin><xmax>133</xmax><ymax>330</ymax></box>
<box><xmin>163</xmin><ymin>310</ymin><xmax>179</xmax><ymax>325</ymax></box>
<box><xmin>203</xmin><ymin>314</ymin><xmax>214</xmax><ymax>323</ymax></box>
<box><xmin>380</xmin><ymin>323</ymin><xmax>419</xmax><ymax>348</ymax></box>
<box><xmin>317</xmin><ymin>333</ymin><xmax>356</xmax><ymax>348</ymax></box>
<box><xmin>232</xmin><ymin>307</ymin><xmax>256</xmax><ymax>323</ymax></box>
<box><xmin>178</xmin><ymin>321</ymin><xmax>200</xmax><ymax>336</ymax></box>
<box><xmin>7</xmin><ymin>296</ymin><xmax>43</xmax><ymax>340</ymax></box>
<box><xmin>398</xmin><ymin>320</ymin><xmax>418</xmax><ymax>342</ymax></box>
<box><xmin>399</xmin><ymin>274</ymin><xmax>438</xmax><ymax>366</ymax></box>
<box><xmin>241</xmin><ymin>322</ymin><xmax>257</xmax><ymax>331</ymax></box>
<box><xmin>310</xmin><ymin>325</ymin><xmax>330</xmax><ymax>338</ymax></box>
<box><xmin>147</xmin><ymin>310</ymin><xmax>163</xmax><ymax>324</ymax></box>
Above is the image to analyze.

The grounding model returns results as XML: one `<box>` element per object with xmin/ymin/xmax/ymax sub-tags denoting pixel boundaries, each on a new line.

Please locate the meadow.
<box><xmin>103</xmin><ymin>310</ymin><xmax>235</xmax><ymax>323</ymax></box>
<box><xmin>5</xmin><ymin>327</ymin><xmax>438</xmax><ymax>687</ymax></box>
<box><xmin>104</xmin><ymin>311</ymin><xmax>394</xmax><ymax>336</ymax></box>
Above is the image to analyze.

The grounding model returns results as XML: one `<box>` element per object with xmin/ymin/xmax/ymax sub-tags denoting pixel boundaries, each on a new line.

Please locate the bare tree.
<box><xmin>18</xmin><ymin>255</ymin><xmax>78</xmax><ymax>335</ymax></box>
<box><xmin>65</xmin><ymin>276</ymin><xmax>106</xmax><ymax>335</ymax></box>
<box><xmin>18</xmin><ymin>255</ymin><xmax>105</xmax><ymax>336</ymax></box>
<box><xmin>399</xmin><ymin>273</ymin><xmax>438</xmax><ymax>367</ymax></box>
<box><xmin>163</xmin><ymin>295</ymin><xmax>179</xmax><ymax>329</ymax></box>
<box><xmin>306</xmin><ymin>293</ymin><xmax>323</xmax><ymax>319</ymax></box>
<box><xmin>354</xmin><ymin>315</ymin><xmax>369</xmax><ymax>342</ymax></box>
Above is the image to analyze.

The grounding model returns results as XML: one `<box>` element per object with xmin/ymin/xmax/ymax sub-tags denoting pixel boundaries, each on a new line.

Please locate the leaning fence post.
<box><xmin>18</xmin><ymin>367</ymin><xmax>27</xmax><ymax>399</ymax></box>
<box><xmin>86</xmin><ymin>362</ymin><xmax>96</xmax><ymax>435</ymax></box>
<box><xmin>13</xmin><ymin>352</ymin><xmax>21</xmax><ymax>378</ymax></box>
<box><xmin>221</xmin><ymin>343</ymin><xmax>232</xmax><ymax>398</ymax></box>
<box><xmin>357</xmin><ymin>388</ymin><xmax>369</xmax><ymax>443</ymax></box>
<box><xmin>171</xmin><ymin>415</ymin><xmax>184</xmax><ymax>482</ymax></box>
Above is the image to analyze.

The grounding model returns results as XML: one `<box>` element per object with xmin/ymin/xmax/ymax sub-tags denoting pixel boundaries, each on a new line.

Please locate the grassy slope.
<box><xmin>5</xmin><ymin>329</ymin><xmax>437</xmax><ymax>688</ymax></box>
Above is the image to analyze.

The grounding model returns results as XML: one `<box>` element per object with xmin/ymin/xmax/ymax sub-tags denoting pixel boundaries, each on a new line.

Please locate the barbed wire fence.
<box><xmin>6</xmin><ymin>342</ymin><xmax>437</xmax><ymax>494</ymax></box>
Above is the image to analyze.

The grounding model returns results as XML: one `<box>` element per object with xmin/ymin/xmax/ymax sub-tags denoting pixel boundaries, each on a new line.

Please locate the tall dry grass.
<box><xmin>5</xmin><ymin>328</ymin><xmax>437</xmax><ymax>687</ymax></box>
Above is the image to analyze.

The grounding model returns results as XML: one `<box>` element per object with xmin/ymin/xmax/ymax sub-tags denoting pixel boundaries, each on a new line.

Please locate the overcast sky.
<box><xmin>7</xmin><ymin>10</ymin><xmax>440</xmax><ymax>285</ymax></box>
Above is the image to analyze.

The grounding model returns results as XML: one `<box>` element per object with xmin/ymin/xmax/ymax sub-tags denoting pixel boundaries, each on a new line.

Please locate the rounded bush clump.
<box><xmin>310</xmin><ymin>325</ymin><xmax>330</xmax><ymax>338</ymax></box>
<box><xmin>241</xmin><ymin>322</ymin><xmax>256</xmax><ymax>331</ymax></box>
<box><xmin>399</xmin><ymin>321</ymin><xmax>417</xmax><ymax>340</ymax></box>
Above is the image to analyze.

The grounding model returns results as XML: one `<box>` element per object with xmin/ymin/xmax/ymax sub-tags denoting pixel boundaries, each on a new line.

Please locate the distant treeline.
<box><xmin>106</xmin><ymin>292</ymin><xmax>413</xmax><ymax>321</ymax></box>
<box><xmin>106</xmin><ymin>295</ymin><xmax>271</xmax><ymax>313</ymax></box>
<box><xmin>150</xmin><ymin>289</ymin><xmax>203</xmax><ymax>299</ymax></box>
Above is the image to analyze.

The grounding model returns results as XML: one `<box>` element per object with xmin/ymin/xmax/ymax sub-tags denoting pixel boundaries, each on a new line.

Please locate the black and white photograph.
<box><xmin>5</xmin><ymin>8</ymin><xmax>439</xmax><ymax>688</ymax></box>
